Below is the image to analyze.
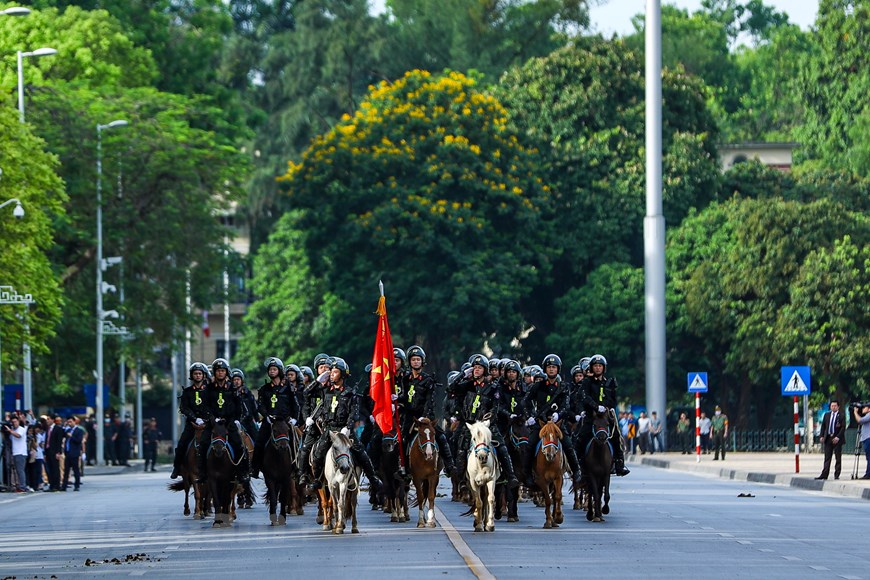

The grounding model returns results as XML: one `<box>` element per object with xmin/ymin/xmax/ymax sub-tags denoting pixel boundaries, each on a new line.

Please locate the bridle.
<box><xmin>509</xmin><ymin>425</ymin><xmax>529</xmax><ymax>449</ymax></box>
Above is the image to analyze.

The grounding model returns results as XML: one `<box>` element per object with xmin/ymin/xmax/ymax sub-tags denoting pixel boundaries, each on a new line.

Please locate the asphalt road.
<box><xmin>1</xmin><ymin>464</ymin><xmax>869</xmax><ymax>579</ymax></box>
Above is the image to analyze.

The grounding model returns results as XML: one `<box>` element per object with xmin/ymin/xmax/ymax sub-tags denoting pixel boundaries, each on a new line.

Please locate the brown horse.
<box><xmin>262</xmin><ymin>418</ymin><xmax>294</xmax><ymax>526</ymax></box>
<box><xmin>584</xmin><ymin>410</ymin><xmax>612</xmax><ymax>523</ymax></box>
<box><xmin>207</xmin><ymin>420</ymin><xmax>243</xmax><ymax>528</ymax></box>
<box><xmin>534</xmin><ymin>419</ymin><xmax>565</xmax><ymax>529</ymax></box>
<box><xmin>409</xmin><ymin>418</ymin><xmax>440</xmax><ymax>528</ymax></box>
<box><xmin>167</xmin><ymin>425</ymin><xmax>210</xmax><ymax>519</ymax></box>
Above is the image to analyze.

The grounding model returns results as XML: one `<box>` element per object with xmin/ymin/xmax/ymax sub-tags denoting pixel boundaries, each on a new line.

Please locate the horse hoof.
<box><xmin>322</xmin><ymin>525</ymin><xmax>331</xmax><ymax>531</ymax></box>
<box><xmin>352</xmin><ymin>528</ymin><xmax>359</xmax><ymax>534</ymax></box>
<box><xmin>485</xmin><ymin>525</ymin><xmax>495</xmax><ymax>532</ymax></box>
<box><xmin>404</xmin><ymin>515</ymin><xmax>410</xmax><ymax>522</ymax></box>
<box><xmin>316</xmin><ymin>515</ymin><xmax>324</xmax><ymax>524</ymax></box>
<box><xmin>602</xmin><ymin>505</ymin><xmax>610</xmax><ymax>515</ymax></box>
<box><xmin>278</xmin><ymin>515</ymin><xmax>286</xmax><ymax>526</ymax></box>
<box><xmin>586</xmin><ymin>512</ymin><xmax>593</xmax><ymax>521</ymax></box>
<box><xmin>474</xmin><ymin>526</ymin><xmax>483</xmax><ymax>532</ymax></box>
<box><xmin>296</xmin><ymin>509</ymin><xmax>305</xmax><ymax>516</ymax></box>
<box><xmin>543</xmin><ymin>522</ymin><xmax>552</xmax><ymax>529</ymax></box>
<box><xmin>555</xmin><ymin>515</ymin><xmax>564</xmax><ymax>525</ymax></box>
<box><xmin>507</xmin><ymin>516</ymin><xmax>518</xmax><ymax>523</ymax></box>
<box><xmin>417</xmin><ymin>522</ymin><xmax>425</xmax><ymax>528</ymax></box>
<box><xmin>390</xmin><ymin>516</ymin><xmax>398</xmax><ymax>523</ymax></box>
<box><xmin>270</xmin><ymin>514</ymin><xmax>278</xmax><ymax>524</ymax></box>
<box><xmin>552</xmin><ymin>523</ymin><xmax>559</xmax><ymax>528</ymax></box>
<box><xmin>594</xmin><ymin>516</ymin><xmax>604</xmax><ymax>523</ymax></box>
<box><xmin>193</xmin><ymin>514</ymin><xmax>203</xmax><ymax>520</ymax></box>
<box><xmin>184</xmin><ymin>508</ymin><xmax>191</xmax><ymax>516</ymax></box>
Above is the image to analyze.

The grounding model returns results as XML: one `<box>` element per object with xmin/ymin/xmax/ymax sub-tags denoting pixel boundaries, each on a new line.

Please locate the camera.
<box><xmin>850</xmin><ymin>402</ymin><xmax>870</xmax><ymax>414</ymax></box>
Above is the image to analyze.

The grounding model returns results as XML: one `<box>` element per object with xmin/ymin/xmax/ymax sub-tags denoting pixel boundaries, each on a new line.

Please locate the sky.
<box><xmin>369</xmin><ymin>0</ymin><xmax>820</xmax><ymax>36</ymax></box>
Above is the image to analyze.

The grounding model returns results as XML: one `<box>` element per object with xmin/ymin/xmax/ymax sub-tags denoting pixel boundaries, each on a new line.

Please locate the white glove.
<box><xmin>551</xmin><ymin>412</ymin><xmax>559</xmax><ymax>422</ymax></box>
<box><xmin>195</xmin><ymin>418</ymin><xmax>204</xmax><ymax>426</ymax></box>
<box><xmin>526</xmin><ymin>417</ymin><xmax>536</xmax><ymax>427</ymax></box>
<box><xmin>575</xmin><ymin>415</ymin><xmax>581</xmax><ymax>423</ymax></box>
<box><xmin>305</xmin><ymin>417</ymin><xmax>314</xmax><ymax>427</ymax></box>
<box><xmin>450</xmin><ymin>416</ymin><xmax>458</xmax><ymax>424</ymax></box>
<box><xmin>369</xmin><ymin>415</ymin><xmax>376</xmax><ymax>424</ymax></box>
<box><xmin>390</xmin><ymin>393</ymin><xmax>398</xmax><ymax>401</ymax></box>
<box><xmin>418</xmin><ymin>417</ymin><xmax>426</xmax><ymax>422</ymax></box>
<box><xmin>464</xmin><ymin>367</ymin><xmax>473</xmax><ymax>378</ymax></box>
<box><xmin>597</xmin><ymin>405</ymin><xmax>606</xmax><ymax>413</ymax></box>
<box><xmin>391</xmin><ymin>404</ymin><xmax>396</xmax><ymax>412</ymax></box>
<box><xmin>510</xmin><ymin>414</ymin><xmax>517</xmax><ymax>419</ymax></box>
<box><xmin>290</xmin><ymin>418</ymin><xmax>297</xmax><ymax>426</ymax></box>
<box><xmin>235</xmin><ymin>420</ymin><xmax>243</xmax><ymax>430</ymax></box>
<box><xmin>340</xmin><ymin>427</ymin><xmax>350</xmax><ymax>437</ymax></box>
<box><xmin>317</xmin><ymin>371</ymin><xmax>330</xmax><ymax>384</ymax></box>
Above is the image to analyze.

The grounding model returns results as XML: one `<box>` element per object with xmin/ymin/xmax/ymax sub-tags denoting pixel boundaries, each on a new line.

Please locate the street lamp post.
<box><xmin>17</xmin><ymin>47</ymin><xmax>57</xmax><ymax>123</ymax></box>
<box><xmin>96</xmin><ymin>119</ymin><xmax>128</xmax><ymax>466</ymax></box>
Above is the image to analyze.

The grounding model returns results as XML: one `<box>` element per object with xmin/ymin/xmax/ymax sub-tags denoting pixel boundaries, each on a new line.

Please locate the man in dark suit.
<box><xmin>816</xmin><ymin>400</ymin><xmax>847</xmax><ymax>480</ymax></box>
<box><xmin>45</xmin><ymin>415</ymin><xmax>65</xmax><ymax>491</ymax></box>
<box><xmin>62</xmin><ymin>417</ymin><xmax>85</xmax><ymax>491</ymax></box>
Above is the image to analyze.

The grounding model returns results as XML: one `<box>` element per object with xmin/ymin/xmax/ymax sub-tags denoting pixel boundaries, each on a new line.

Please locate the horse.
<box><xmin>322</xmin><ymin>431</ymin><xmax>360</xmax><ymax>534</ymax></box>
<box><xmin>239</xmin><ymin>428</ymin><xmax>256</xmax><ymax>509</ymax></box>
<box><xmin>449</xmin><ymin>419</ymin><xmax>469</xmax><ymax>504</ymax></box>
<box><xmin>465</xmin><ymin>421</ymin><xmax>500</xmax><ymax>532</ymax></box>
<box><xmin>207</xmin><ymin>420</ymin><xmax>243</xmax><ymax>528</ymax></box>
<box><xmin>534</xmin><ymin>419</ymin><xmax>565</xmax><ymax>529</ymax></box>
<box><xmin>504</xmin><ymin>416</ymin><xmax>530</xmax><ymax>522</ymax></box>
<box><xmin>167</xmin><ymin>425</ymin><xmax>210</xmax><ymax>520</ymax></box>
<box><xmin>262</xmin><ymin>417</ymin><xmax>294</xmax><ymax>526</ymax></box>
<box><xmin>408</xmin><ymin>418</ymin><xmax>440</xmax><ymax>528</ymax></box>
<box><xmin>378</xmin><ymin>429</ymin><xmax>408</xmax><ymax>523</ymax></box>
<box><xmin>583</xmin><ymin>410</ymin><xmax>612</xmax><ymax>523</ymax></box>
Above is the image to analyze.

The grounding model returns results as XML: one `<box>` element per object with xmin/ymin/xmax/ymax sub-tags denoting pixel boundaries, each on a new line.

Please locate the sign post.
<box><xmin>781</xmin><ymin>366</ymin><xmax>811</xmax><ymax>473</ymax></box>
<box><xmin>688</xmin><ymin>372</ymin><xmax>708</xmax><ymax>463</ymax></box>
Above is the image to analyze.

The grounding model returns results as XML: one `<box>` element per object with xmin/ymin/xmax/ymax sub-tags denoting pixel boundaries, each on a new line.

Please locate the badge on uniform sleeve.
<box><xmin>511</xmin><ymin>398</ymin><xmax>517</xmax><ymax>412</ymax></box>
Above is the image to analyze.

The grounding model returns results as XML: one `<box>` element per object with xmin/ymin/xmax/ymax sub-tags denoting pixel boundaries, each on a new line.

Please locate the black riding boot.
<box><xmin>437</xmin><ymin>430</ymin><xmax>455</xmax><ymax>477</ymax></box>
<box><xmin>170</xmin><ymin>445</ymin><xmax>184</xmax><ymax>479</ymax></box>
<box><xmin>352</xmin><ymin>446</ymin><xmax>382</xmax><ymax>492</ymax></box>
<box><xmin>496</xmin><ymin>444</ymin><xmax>520</xmax><ymax>489</ymax></box>
<box><xmin>612</xmin><ymin>436</ymin><xmax>630</xmax><ymax>476</ymax></box>
<box><xmin>565</xmin><ymin>446</ymin><xmax>583</xmax><ymax>487</ymax></box>
<box><xmin>297</xmin><ymin>441</ymin><xmax>315</xmax><ymax>486</ymax></box>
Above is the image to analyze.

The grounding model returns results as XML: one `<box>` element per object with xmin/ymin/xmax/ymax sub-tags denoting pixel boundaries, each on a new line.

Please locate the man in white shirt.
<box><xmin>637</xmin><ymin>412</ymin><xmax>651</xmax><ymax>455</ymax></box>
<box><xmin>4</xmin><ymin>417</ymin><xmax>29</xmax><ymax>492</ymax></box>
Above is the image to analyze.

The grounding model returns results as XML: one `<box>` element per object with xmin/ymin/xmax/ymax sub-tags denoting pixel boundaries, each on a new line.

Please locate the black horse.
<box><xmin>583</xmin><ymin>411</ymin><xmax>612</xmax><ymax>523</ymax></box>
<box><xmin>378</xmin><ymin>429</ymin><xmax>408</xmax><ymax>522</ymax></box>
<box><xmin>208</xmin><ymin>420</ymin><xmax>242</xmax><ymax>528</ymax></box>
<box><xmin>262</xmin><ymin>417</ymin><xmax>294</xmax><ymax>526</ymax></box>
<box><xmin>504</xmin><ymin>416</ymin><xmax>530</xmax><ymax>522</ymax></box>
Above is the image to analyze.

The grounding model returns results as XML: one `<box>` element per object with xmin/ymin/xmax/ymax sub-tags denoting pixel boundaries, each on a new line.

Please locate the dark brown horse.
<box><xmin>583</xmin><ymin>410</ymin><xmax>612</xmax><ymax>523</ymax></box>
<box><xmin>408</xmin><ymin>418</ymin><xmax>440</xmax><ymax>528</ymax></box>
<box><xmin>534</xmin><ymin>419</ymin><xmax>564</xmax><ymax>529</ymax></box>
<box><xmin>207</xmin><ymin>420</ymin><xmax>242</xmax><ymax>528</ymax></box>
<box><xmin>378</xmin><ymin>429</ymin><xmax>408</xmax><ymax>523</ymax></box>
<box><xmin>167</xmin><ymin>425</ymin><xmax>210</xmax><ymax>519</ymax></box>
<box><xmin>262</xmin><ymin>418</ymin><xmax>294</xmax><ymax>526</ymax></box>
<box><xmin>504</xmin><ymin>416</ymin><xmax>530</xmax><ymax>522</ymax></box>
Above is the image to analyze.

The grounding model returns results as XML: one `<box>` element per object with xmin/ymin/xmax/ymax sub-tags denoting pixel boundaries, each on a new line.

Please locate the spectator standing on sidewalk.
<box><xmin>676</xmin><ymin>412</ymin><xmax>691</xmax><ymax>453</ymax></box>
<box><xmin>637</xmin><ymin>412</ymin><xmax>651</xmax><ymax>454</ymax></box>
<box><xmin>85</xmin><ymin>415</ymin><xmax>97</xmax><ymax>465</ymax></box>
<box><xmin>699</xmin><ymin>412</ymin><xmax>712</xmax><ymax>454</ymax></box>
<box><xmin>4</xmin><ymin>416</ymin><xmax>29</xmax><ymax>492</ymax></box>
<box><xmin>28</xmin><ymin>422</ymin><xmax>45</xmax><ymax>491</ymax></box>
<box><xmin>626</xmin><ymin>411</ymin><xmax>638</xmax><ymax>454</ymax></box>
<box><xmin>853</xmin><ymin>404</ymin><xmax>870</xmax><ymax>479</ymax></box>
<box><xmin>711</xmin><ymin>406</ymin><xmax>729</xmax><ymax>460</ymax></box>
<box><xmin>649</xmin><ymin>411</ymin><xmax>663</xmax><ymax>454</ymax></box>
<box><xmin>45</xmin><ymin>416</ymin><xmax>64</xmax><ymax>491</ymax></box>
<box><xmin>62</xmin><ymin>417</ymin><xmax>85</xmax><ymax>491</ymax></box>
<box><xmin>816</xmin><ymin>400</ymin><xmax>846</xmax><ymax>480</ymax></box>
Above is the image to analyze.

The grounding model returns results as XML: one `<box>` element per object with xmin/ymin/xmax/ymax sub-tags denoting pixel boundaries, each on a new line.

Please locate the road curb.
<box><xmin>627</xmin><ymin>455</ymin><xmax>870</xmax><ymax>501</ymax></box>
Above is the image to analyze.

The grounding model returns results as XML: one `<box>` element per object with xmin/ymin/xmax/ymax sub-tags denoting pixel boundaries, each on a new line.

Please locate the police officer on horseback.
<box><xmin>232</xmin><ymin>368</ymin><xmax>259</xmax><ymax>439</ymax></box>
<box><xmin>170</xmin><ymin>362</ymin><xmax>212</xmax><ymax>479</ymax></box>
<box><xmin>397</xmin><ymin>345</ymin><xmax>456</xmax><ymax>477</ymax></box>
<box><xmin>251</xmin><ymin>357</ymin><xmax>300</xmax><ymax>479</ymax></box>
<box><xmin>196</xmin><ymin>358</ymin><xmax>249</xmax><ymax>484</ymax></box>
<box><xmin>300</xmin><ymin>354</ymin><xmax>329</xmax><ymax>423</ymax></box>
<box><xmin>522</xmin><ymin>354</ymin><xmax>584</xmax><ymax>489</ymax></box>
<box><xmin>496</xmin><ymin>360</ymin><xmax>527</xmax><ymax>435</ymax></box>
<box><xmin>298</xmin><ymin>357</ymin><xmax>382</xmax><ymax>491</ymax></box>
<box><xmin>451</xmin><ymin>354</ymin><xmax>520</xmax><ymax>489</ymax></box>
<box><xmin>576</xmin><ymin>354</ymin><xmax>630</xmax><ymax>477</ymax></box>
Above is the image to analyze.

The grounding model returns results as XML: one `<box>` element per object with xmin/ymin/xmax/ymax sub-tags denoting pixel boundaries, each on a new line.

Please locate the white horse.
<box><xmin>322</xmin><ymin>431</ymin><xmax>360</xmax><ymax>534</ymax></box>
<box><xmin>466</xmin><ymin>421</ymin><xmax>500</xmax><ymax>532</ymax></box>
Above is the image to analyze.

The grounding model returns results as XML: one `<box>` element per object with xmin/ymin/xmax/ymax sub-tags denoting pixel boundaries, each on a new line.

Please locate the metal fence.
<box><xmin>728</xmin><ymin>429</ymin><xmax>861</xmax><ymax>454</ymax></box>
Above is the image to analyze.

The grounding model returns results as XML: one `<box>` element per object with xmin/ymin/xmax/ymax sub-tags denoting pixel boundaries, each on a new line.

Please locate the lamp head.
<box><xmin>1</xmin><ymin>7</ymin><xmax>31</xmax><ymax>16</ymax></box>
<box><xmin>31</xmin><ymin>47</ymin><xmax>57</xmax><ymax>57</ymax></box>
<box><xmin>13</xmin><ymin>203</ymin><xmax>24</xmax><ymax>219</ymax></box>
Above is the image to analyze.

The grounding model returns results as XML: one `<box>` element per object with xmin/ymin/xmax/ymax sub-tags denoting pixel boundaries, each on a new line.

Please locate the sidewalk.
<box><xmin>81</xmin><ymin>459</ymin><xmax>169</xmax><ymax>476</ymax></box>
<box><xmin>627</xmin><ymin>451</ymin><xmax>870</xmax><ymax>501</ymax></box>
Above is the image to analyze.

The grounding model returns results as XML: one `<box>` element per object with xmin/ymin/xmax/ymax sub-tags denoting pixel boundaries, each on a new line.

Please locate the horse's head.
<box><xmin>329</xmin><ymin>431</ymin><xmax>352</xmax><ymax>475</ymax></box>
<box><xmin>539</xmin><ymin>420</ymin><xmax>563</xmax><ymax>462</ymax></box>
<box><xmin>414</xmin><ymin>418</ymin><xmax>436</xmax><ymax>461</ymax></box>
<box><xmin>467</xmin><ymin>421</ymin><xmax>493</xmax><ymax>466</ymax></box>
<box><xmin>509</xmin><ymin>417</ymin><xmax>530</xmax><ymax>449</ymax></box>
<box><xmin>211</xmin><ymin>420</ymin><xmax>228</xmax><ymax>457</ymax></box>
<box><xmin>593</xmin><ymin>410</ymin><xmax>610</xmax><ymax>442</ymax></box>
<box><xmin>381</xmin><ymin>429</ymin><xmax>399</xmax><ymax>453</ymax></box>
<box><xmin>270</xmin><ymin>417</ymin><xmax>291</xmax><ymax>451</ymax></box>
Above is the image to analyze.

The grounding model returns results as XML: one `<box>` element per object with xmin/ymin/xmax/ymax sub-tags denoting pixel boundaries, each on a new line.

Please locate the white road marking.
<box><xmin>809</xmin><ymin>566</ymin><xmax>830</xmax><ymax>571</ymax></box>
<box><xmin>782</xmin><ymin>556</ymin><xmax>801</xmax><ymax>561</ymax></box>
<box><xmin>434</xmin><ymin>506</ymin><xmax>495</xmax><ymax>580</ymax></box>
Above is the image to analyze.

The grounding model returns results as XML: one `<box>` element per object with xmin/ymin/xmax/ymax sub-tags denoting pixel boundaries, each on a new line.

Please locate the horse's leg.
<box><xmin>278</xmin><ymin>480</ymin><xmax>288</xmax><ymax>526</ymax></box>
<box><xmin>414</xmin><ymin>478</ymin><xmax>426</xmax><ymax>528</ymax></box>
<box><xmin>542</xmin><ymin>480</ymin><xmax>553</xmax><ymax>529</ymax></box>
<box><xmin>426</xmin><ymin>476</ymin><xmax>437</xmax><ymax>528</ymax></box>
<box><xmin>350</xmin><ymin>486</ymin><xmax>359</xmax><ymax>534</ymax></box>
<box><xmin>554</xmin><ymin>476</ymin><xmax>564</xmax><ymax>525</ymax></box>
<box><xmin>586</xmin><ymin>477</ymin><xmax>596</xmax><ymax>522</ymax></box>
<box><xmin>333</xmin><ymin>483</ymin><xmax>345</xmax><ymax>534</ymax></box>
<box><xmin>267</xmin><ymin>480</ymin><xmax>278</xmax><ymax>525</ymax></box>
<box><xmin>485</xmin><ymin>479</ymin><xmax>496</xmax><ymax>532</ymax></box>
<box><xmin>183</xmin><ymin>481</ymin><xmax>191</xmax><ymax>516</ymax></box>
<box><xmin>601</xmin><ymin>475</ymin><xmax>610</xmax><ymax>516</ymax></box>
<box><xmin>470</xmin><ymin>484</ymin><xmax>483</xmax><ymax>532</ymax></box>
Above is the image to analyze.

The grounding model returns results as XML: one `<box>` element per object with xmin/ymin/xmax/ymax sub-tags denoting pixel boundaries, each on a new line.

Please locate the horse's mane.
<box><xmin>333</xmin><ymin>431</ymin><xmax>352</xmax><ymax>448</ymax></box>
<box><xmin>540</xmin><ymin>420</ymin><xmax>563</xmax><ymax>440</ymax></box>
<box><xmin>468</xmin><ymin>421</ymin><xmax>492</xmax><ymax>441</ymax></box>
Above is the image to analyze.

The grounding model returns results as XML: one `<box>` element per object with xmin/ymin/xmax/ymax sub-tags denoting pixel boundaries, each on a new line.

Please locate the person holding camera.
<box><xmin>816</xmin><ymin>400</ymin><xmax>847</xmax><ymax>480</ymax></box>
<box><xmin>3</xmin><ymin>416</ymin><xmax>29</xmax><ymax>492</ymax></box>
<box><xmin>853</xmin><ymin>404</ymin><xmax>870</xmax><ymax>479</ymax></box>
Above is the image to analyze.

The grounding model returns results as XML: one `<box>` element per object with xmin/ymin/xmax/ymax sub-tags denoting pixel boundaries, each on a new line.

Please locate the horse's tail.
<box><xmin>459</xmin><ymin>505</ymin><xmax>474</xmax><ymax>517</ymax></box>
<box><xmin>167</xmin><ymin>481</ymin><xmax>186</xmax><ymax>492</ymax></box>
<box><xmin>243</xmin><ymin>481</ymin><xmax>256</xmax><ymax>505</ymax></box>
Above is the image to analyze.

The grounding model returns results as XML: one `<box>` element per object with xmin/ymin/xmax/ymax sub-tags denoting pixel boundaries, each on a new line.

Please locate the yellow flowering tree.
<box><xmin>260</xmin><ymin>70</ymin><xmax>553</xmax><ymax>369</ymax></box>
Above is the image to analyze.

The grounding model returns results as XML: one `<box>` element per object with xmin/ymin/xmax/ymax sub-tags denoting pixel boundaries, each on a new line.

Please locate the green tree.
<box><xmin>246</xmin><ymin>70</ymin><xmax>553</xmax><ymax>372</ymax></box>
<box><xmin>0</xmin><ymin>108</ymin><xmax>67</xmax><ymax>374</ymax></box>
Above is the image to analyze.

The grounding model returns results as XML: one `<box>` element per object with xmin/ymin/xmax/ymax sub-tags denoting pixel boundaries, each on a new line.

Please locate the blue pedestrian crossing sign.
<box><xmin>687</xmin><ymin>372</ymin><xmax>708</xmax><ymax>393</ymax></box>
<box><xmin>781</xmin><ymin>366</ymin><xmax>811</xmax><ymax>396</ymax></box>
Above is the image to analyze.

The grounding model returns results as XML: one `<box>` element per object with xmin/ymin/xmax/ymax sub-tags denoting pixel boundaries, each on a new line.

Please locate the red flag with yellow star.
<box><xmin>370</xmin><ymin>284</ymin><xmax>396</xmax><ymax>434</ymax></box>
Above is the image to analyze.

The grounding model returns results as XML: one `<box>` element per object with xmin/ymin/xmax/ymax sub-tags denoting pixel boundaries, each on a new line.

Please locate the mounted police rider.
<box><xmin>232</xmin><ymin>368</ymin><xmax>259</xmax><ymax>439</ymax></box>
<box><xmin>301</xmin><ymin>354</ymin><xmax>329</xmax><ymax>423</ymax></box>
<box><xmin>251</xmin><ymin>357</ymin><xmax>300</xmax><ymax>479</ymax></box>
<box><xmin>298</xmin><ymin>357</ymin><xmax>382</xmax><ymax>490</ymax></box>
<box><xmin>496</xmin><ymin>360</ymin><xmax>527</xmax><ymax>435</ymax></box>
<box><xmin>577</xmin><ymin>354</ymin><xmax>630</xmax><ymax>477</ymax></box>
<box><xmin>170</xmin><ymin>362</ymin><xmax>211</xmax><ymax>479</ymax></box>
<box><xmin>522</xmin><ymin>354</ymin><xmax>584</xmax><ymax>489</ymax></box>
<box><xmin>397</xmin><ymin>345</ymin><xmax>456</xmax><ymax>477</ymax></box>
<box><xmin>451</xmin><ymin>354</ymin><xmax>520</xmax><ymax>489</ymax></box>
<box><xmin>197</xmin><ymin>358</ymin><xmax>248</xmax><ymax>484</ymax></box>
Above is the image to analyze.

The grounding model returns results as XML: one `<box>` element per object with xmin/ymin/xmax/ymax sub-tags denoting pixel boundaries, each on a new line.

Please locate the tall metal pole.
<box><xmin>170</xmin><ymin>338</ymin><xmax>179</xmax><ymax>445</ymax></box>
<box><xmin>22</xmin><ymin>306</ymin><xmax>31</xmax><ymax>410</ymax></box>
<box><xmin>644</xmin><ymin>0</ymin><xmax>667</xmax><ymax>434</ymax></box>
<box><xmin>135</xmin><ymin>358</ymin><xmax>143</xmax><ymax>459</ymax></box>
<box><xmin>184</xmin><ymin>273</ymin><xmax>191</xmax><ymax>372</ymax></box>
<box><xmin>17</xmin><ymin>51</ymin><xmax>25</xmax><ymax>124</ymax></box>
<box><xmin>96</xmin><ymin>124</ymin><xmax>105</xmax><ymax>465</ymax></box>
<box><xmin>119</xmin><ymin>262</ymin><xmax>126</xmax><ymax>418</ymax></box>
<box><xmin>223</xmin><ymin>237</ymin><xmax>230</xmax><ymax>361</ymax></box>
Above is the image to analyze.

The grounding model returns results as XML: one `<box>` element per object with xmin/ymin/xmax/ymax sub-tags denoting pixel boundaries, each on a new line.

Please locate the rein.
<box><xmin>209</xmin><ymin>433</ymin><xmax>246</xmax><ymax>466</ymax></box>
<box><xmin>509</xmin><ymin>429</ymin><xmax>529</xmax><ymax>448</ymax></box>
<box><xmin>473</xmin><ymin>441</ymin><xmax>491</xmax><ymax>455</ymax></box>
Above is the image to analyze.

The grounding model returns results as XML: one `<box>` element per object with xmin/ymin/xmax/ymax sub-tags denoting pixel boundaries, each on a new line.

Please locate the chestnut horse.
<box><xmin>408</xmin><ymin>418</ymin><xmax>439</xmax><ymax>528</ymax></box>
<box><xmin>167</xmin><ymin>426</ymin><xmax>210</xmax><ymax>520</ymax></box>
<box><xmin>534</xmin><ymin>419</ymin><xmax>565</xmax><ymax>529</ymax></box>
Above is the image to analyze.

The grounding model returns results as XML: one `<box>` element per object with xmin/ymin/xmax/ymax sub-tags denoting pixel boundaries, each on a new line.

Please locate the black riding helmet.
<box><xmin>393</xmin><ymin>347</ymin><xmax>407</xmax><ymax>366</ymax></box>
<box><xmin>212</xmin><ymin>358</ymin><xmax>230</xmax><ymax>372</ymax></box>
<box><xmin>407</xmin><ymin>345</ymin><xmax>426</xmax><ymax>365</ymax></box>
<box><xmin>542</xmin><ymin>353</ymin><xmax>562</xmax><ymax>370</ymax></box>
<box><xmin>230</xmin><ymin>368</ymin><xmax>246</xmax><ymax>382</ymax></box>
<box><xmin>189</xmin><ymin>362</ymin><xmax>209</xmax><ymax>380</ymax></box>
<box><xmin>264</xmin><ymin>356</ymin><xmax>285</xmax><ymax>377</ymax></box>
<box><xmin>331</xmin><ymin>357</ymin><xmax>350</xmax><ymax>378</ymax></box>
